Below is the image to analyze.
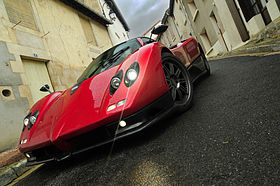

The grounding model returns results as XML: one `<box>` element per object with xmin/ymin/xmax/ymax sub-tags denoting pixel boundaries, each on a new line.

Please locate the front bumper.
<box><xmin>25</xmin><ymin>91</ymin><xmax>174</xmax><ymax>166</ymax></box>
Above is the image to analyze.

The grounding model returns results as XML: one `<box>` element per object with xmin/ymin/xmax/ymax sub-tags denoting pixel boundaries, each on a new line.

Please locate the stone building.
<box><xmin>98</xmin><ymin>0</ymin><xmax>129</xmax><ymax>45</ymax></box>
<box><xmin>142</xmin><ymin>20</ymin><xmax>162</xmax><ymax>40</ymax></box>
<box><xmin>158</xmin><ymin>0</ymin><xmax>195</xmax><ymax>48</ymax></box>
<box><xmin>160</xmin><ymin>0</ymin><xmax>280</xmax><ymax>57</ymax></box>
<box><xmin>0</xmin><ymin>0</ymin><xmax>127</xmax><ymax>151</ymax></box>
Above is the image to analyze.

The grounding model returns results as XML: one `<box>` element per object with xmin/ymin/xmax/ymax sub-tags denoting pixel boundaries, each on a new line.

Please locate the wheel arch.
<box><xmin>198</xmin><ymin>43</ymin><xmax>205</xmax><ymax>55</ymax></box>
<box><xmin>161</xmin><ymin>47</ymin><xmax>173</xmax><ymax>58</ymax></box>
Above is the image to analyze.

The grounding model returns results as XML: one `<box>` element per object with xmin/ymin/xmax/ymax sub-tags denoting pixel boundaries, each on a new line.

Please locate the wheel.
<box><xmin>162</xmin><ymin>52</ymin><xmax>193</xmax><ymax>112</ymax></box>
<box><xmin>199</xmin><ymin>44</ymin><xmax>210</xmax><ymax>76</ymax></box>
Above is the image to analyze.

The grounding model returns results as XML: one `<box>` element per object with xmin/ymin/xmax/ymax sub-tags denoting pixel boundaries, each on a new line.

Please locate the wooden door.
<box><xmin>22</xmin><ymin>59</ymin><xmax>54</xmax><ymax>103</ymax></box>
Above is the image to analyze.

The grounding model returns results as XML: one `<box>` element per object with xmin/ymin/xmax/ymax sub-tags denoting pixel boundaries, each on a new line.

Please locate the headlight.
<box><xmin>124</xmin><ymin>62</ymin><xmax>140</xmax><ymax>87</ymax></box>
<box><xmin>29</xmin><ymin>116</ymin><xmax>37</xmax><ymax>125</ymax></box>
<box><xmin>111</xmin><ymin>77</ymin><xmax>121</xmax><ymax>89</ymax></box>
<box><xmin>109</xmin><ymin>70</ymin><xmax>123</xmax><ymax>95</ymax></box>
<box><xmin>23</xmin><ymin>116</ymin><xmax>30</xmax><ymax>131</ymax></box>
<box><xmin>23</xmin><ymin>118</ymin><xmax>29</xmax><ymax>126</ymax></box>
<box><xmin>28</xmin><ymin>110</ymin><xmax>39</xmax><ymax>130</ymax></box>
<box><xmin>126</xmin><ymin>69</ymin><xmax>137</xmax><ymax>81</ymax></box>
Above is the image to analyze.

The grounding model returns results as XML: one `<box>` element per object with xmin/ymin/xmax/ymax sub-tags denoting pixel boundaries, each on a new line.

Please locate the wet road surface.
<box><xmin>17</xmin><ymin>55</ymin><xmax>280</xmax><ymax>185</ymax></box>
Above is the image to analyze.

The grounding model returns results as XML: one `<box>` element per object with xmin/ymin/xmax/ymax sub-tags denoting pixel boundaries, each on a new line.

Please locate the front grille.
<box><xmin>29</xmin><ymin>145</ymin><xmax>63</xmax><ymax>162</ymax></box>
<box><xmin>67</xmin><ymin>122</ymin><xmax>119</xmax><ymax>152</ymax></box>
<box><xmin>67</xmin><ymin>92</ymin><xmax>173</xmax><ymax>152</ymax></box>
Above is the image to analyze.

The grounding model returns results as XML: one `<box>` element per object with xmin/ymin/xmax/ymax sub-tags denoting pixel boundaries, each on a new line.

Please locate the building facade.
<box><xmin>159</xmin><ymin>0</ymin><xmax>194</xmax><ymax>48</ymax></box>
<box><xmin>98</xmin><ymin>0</ymin><xmax>129</xmax><ymax>45</ymax></box>
<box><xmin>142</xmin><ymin>20</ymin><xmax>162</xmax><ymax>40</ymax></box>
<box><xmin>160</xmin><ymin>0</ymin><xmax>280</xmax><ymax>57</ymax></box>
<box><xmin>0</xmin><ymin>0</ymin><xmax>127</xmax><ymax>151</ymax></box>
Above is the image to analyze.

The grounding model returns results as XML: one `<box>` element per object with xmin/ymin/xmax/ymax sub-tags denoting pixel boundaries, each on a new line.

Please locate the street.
<box><xmin>16</xmin><ymin>54</ymin><xmax>280</xmax><ymax>185</ymax></box>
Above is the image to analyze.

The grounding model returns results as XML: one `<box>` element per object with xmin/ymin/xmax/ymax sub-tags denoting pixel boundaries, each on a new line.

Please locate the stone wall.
<box><xmin>0</xmin><ymin>0</ymin><xmax>113</xmax><ymax>151</ymax></box>
<box><xmin>0</xmin><ymin>41</ymin><xmax>30</xmax><ymax>152</ymax></box>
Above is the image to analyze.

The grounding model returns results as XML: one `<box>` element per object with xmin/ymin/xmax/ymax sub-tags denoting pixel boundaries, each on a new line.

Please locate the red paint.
<box><xmin>170</xmin><ymin>38</ymin><xmax>200</xmax><ymax>66</ymax></box>
<box><xmin>19</xmin><ymin>37</ymin><xmax>200</xmax><ymax>153</ymax></box>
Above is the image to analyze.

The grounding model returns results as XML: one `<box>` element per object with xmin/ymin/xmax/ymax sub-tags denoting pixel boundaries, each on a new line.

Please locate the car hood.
<box><xmin>20</xmin><ymin>65</ymin><xmax>121</xmax><ymax>151</ymax></box>
<box><xmin>19</xmin><ymin>42</ymin><xmax>169</xmax><ymax>152</ymax></box>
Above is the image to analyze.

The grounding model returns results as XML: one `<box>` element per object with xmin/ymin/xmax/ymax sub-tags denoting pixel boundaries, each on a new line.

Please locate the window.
<box><xmin>187</xmin><ymin>0</ymin><xmax>199</xmax><ymax>21</ymax></box>
<box><xmin>238</xmin><ymin>0</ymin><xmax>264</xmax><ymax>22</ymax></box>
<box><xmin>3</xmin><ymin>0</ymin><xmax>37</xmax><ymax>30</ymax></box>
<box><xmin>79</xmin><ymin>15</ymin><xmax>97</xmax><ymax>46</ymax></box>
<box><xmin>200</xmin><ymin>28</ymin><xmax>212</xmax><ymax>53</ymax></box>
<box><xmin>250</xmin><ymin>0</ymin><xmax>260</xmax><ymax>14</ymax></box>
<box><xmin>77</xmin><ymin>39</ymin><xmax>141</xmax><ymax>83</ymax></box>
<box><xmin>115</xmin><ymin>32</ymin><xmax>120</xmax><ymax>39</ymax></box>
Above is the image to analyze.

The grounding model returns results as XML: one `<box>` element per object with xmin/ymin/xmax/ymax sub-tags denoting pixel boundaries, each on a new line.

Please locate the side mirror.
<box><xmin>40</xmin><ymin>84</ymin><xmax>52</xmax><ymax>94</ymax></box>
<box><xmin>151</xmin><ymin>24</ymin><xmax>168</xmax><ymax>35</ymax></box>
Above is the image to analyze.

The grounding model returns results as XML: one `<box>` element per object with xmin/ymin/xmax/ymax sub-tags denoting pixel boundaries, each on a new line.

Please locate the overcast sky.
<box><xmin>114</xmin><ymin>0</ymin><xmax>169</xmax><ymax>38</ymax></box>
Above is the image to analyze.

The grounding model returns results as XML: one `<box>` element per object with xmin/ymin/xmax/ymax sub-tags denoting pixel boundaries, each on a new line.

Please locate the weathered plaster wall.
<box><xmin>0</xmin><ymin>41</ymin><xmax>29</xmax><ymax>151</ymax></box>
<box><xmin>0</xmin><ymin>0</ymin><xmax>113</xmax><ymax>151</ymax></box>
<box><xmin>99</xmin><ymin>0</ymin><xmax>129</xmax><ymax>45</ymax></box>
<box><xmin>173</xmin><ymin>0</ymin><xmax>193</xmax><ymax>40</ymax></box>
<box><xmin>160</xmin><ymin>16</ymin><xmax>181</xmax><ymax>48</ymax></box>
<box><xmin>214</xmin><ymin>0</ymin><xmax>244</xmax><ymax>51</ymax></box>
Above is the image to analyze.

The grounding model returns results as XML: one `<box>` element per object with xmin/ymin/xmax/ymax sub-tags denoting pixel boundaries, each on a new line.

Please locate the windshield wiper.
<box><xmin>87</xmin><ymin>46</ymin><xmax>130</xmax><ymax>79</ymax></box>
<box><xmin>109</xmin><ymin>46</ymin><xmax>130</xmax><ymax>61</ymax></box>
<box><xmin>87</xmin><ymin>60</ymin><xmax>105</xmax><ymax>79</ymax></box>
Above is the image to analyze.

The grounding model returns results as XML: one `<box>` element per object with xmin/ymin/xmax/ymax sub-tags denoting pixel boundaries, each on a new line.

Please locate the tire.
<box><xmin>199</xmin><ymin>44</ymin><xmax>210</xmax><ymax>76</ymax></box>
<box><xmin>162</xmin><ymin>52</ymin><xmax>193</xmax><ymax>112</ymax></box>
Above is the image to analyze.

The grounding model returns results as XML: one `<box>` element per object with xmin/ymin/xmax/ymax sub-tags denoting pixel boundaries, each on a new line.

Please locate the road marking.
<box><xmin>7</xmin><ymin>164</ymin><xmax>42</xmax><ymax>186</ymax></box>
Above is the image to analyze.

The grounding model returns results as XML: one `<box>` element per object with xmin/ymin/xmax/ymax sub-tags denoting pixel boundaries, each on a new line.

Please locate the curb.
<box><xmin>0</xmin><ymin>159</ymin><xmax>35</xmax><ymax>186</ymax></box>
<box><xmin>208</xmin><ymin>44</ymin><xmax>280</xmax><ymax>60</ymax></box>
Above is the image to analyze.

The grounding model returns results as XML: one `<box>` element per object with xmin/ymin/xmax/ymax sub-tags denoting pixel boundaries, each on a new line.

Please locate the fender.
<box><xmin>170</xmin><ymin>38</ymin><xmax>200</xmax><ymax>66</ymax></box>
<box><xmin>19</xmin><ymin>92</ymin><xmax>62</xmax><ymax>152</ymax></box>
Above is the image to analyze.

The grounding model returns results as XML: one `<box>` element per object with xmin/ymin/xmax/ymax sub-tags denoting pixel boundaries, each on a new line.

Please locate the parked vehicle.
<box><xmin>19</xmin><ymin>25</ymin><xmax>210</xmax><ymax>165</ymax></box>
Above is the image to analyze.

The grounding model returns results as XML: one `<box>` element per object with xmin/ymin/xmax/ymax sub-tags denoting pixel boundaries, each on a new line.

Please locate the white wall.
<box><xmin>247</xmin><ymin>14</ymin><xmax>266</xmax><ymax>36</ymax></box>
<box><xmin>267</xmin><ymin>0</ymin><xmax>280</xmax><ymax>21</ymax></box>
<box><xmin>214</xmin><ymin>0</ymin><xmax>245</xmax><ymax>50</ymax></box>
<box><xmin>98</xmin><ymin>0</ymin><xmax>129</xmax><ymax>45</ymax></box>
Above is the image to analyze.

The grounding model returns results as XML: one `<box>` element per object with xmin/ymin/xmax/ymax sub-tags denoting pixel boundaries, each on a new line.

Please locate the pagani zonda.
<box><xmin>19</xmin><ymin>26</ymin><xmax>210</xmax><ymax>165</ymax></box>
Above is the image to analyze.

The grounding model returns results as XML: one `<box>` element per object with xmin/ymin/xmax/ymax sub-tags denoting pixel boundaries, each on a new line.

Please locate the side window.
<box><xmin>141</xmin><ymin>37</ymin><xmax>155</xmax><ymax>45</ymax></box>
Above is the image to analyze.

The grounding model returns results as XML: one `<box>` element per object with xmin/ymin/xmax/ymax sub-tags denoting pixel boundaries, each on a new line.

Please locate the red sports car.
<box><xmin>19</xmin><ymin>25</ymin><xmax>210</xmax><ymax>165</ymax></box>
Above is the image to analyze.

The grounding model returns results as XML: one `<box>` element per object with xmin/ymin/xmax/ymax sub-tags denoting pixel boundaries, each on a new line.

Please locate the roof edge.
<box><xmin>60</xmin><ymin>0</ymin><xmax>112</xmax><ymax>26</ymax></box>
<box><xmin>104</xmin><ymin>0</ymin><xmax>130</xmax><ymax>31</ymax></box>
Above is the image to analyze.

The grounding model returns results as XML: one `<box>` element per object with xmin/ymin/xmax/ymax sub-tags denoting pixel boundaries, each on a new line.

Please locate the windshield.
<box><xmin>77</xmin><ymin>39</ymin><xmax>141</xmax><ymax>83</ymax></box>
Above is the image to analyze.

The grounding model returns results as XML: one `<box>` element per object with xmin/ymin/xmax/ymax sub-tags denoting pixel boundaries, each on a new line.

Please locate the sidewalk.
<box><xmin>0</xmin><ymin>149</ymin><xmax>34</xmax><ymax>185</ymax></box>
<box><xmin>0</xmin><ymin>149</ymin><xmax>24</xmax><ymax>168</ymax></box>
<box><xmin>209</xmin><ymin>17</ymin><xmax>280</xmax><ymax>60</ymax></box>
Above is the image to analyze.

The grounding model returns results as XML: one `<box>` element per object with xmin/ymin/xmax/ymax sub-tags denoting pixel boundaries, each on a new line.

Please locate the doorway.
<box><xmin>226</xmin><ymin>0</ymin><xmax>250</xmax><ymax>42</ymax></box>
<box><xmin>237</xmin><ymin>0</ymin><xmax>271</xmax><ymax>25</ymax></box>
<box><xmin>258</xmin><ymin>0</ymin><xmax>272</xmax><ymax>25</ymax></box>
<box><xmin>22</xmin><ymin>59</ymin><xmax>54</xmax><ymax>103</ymax></box>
